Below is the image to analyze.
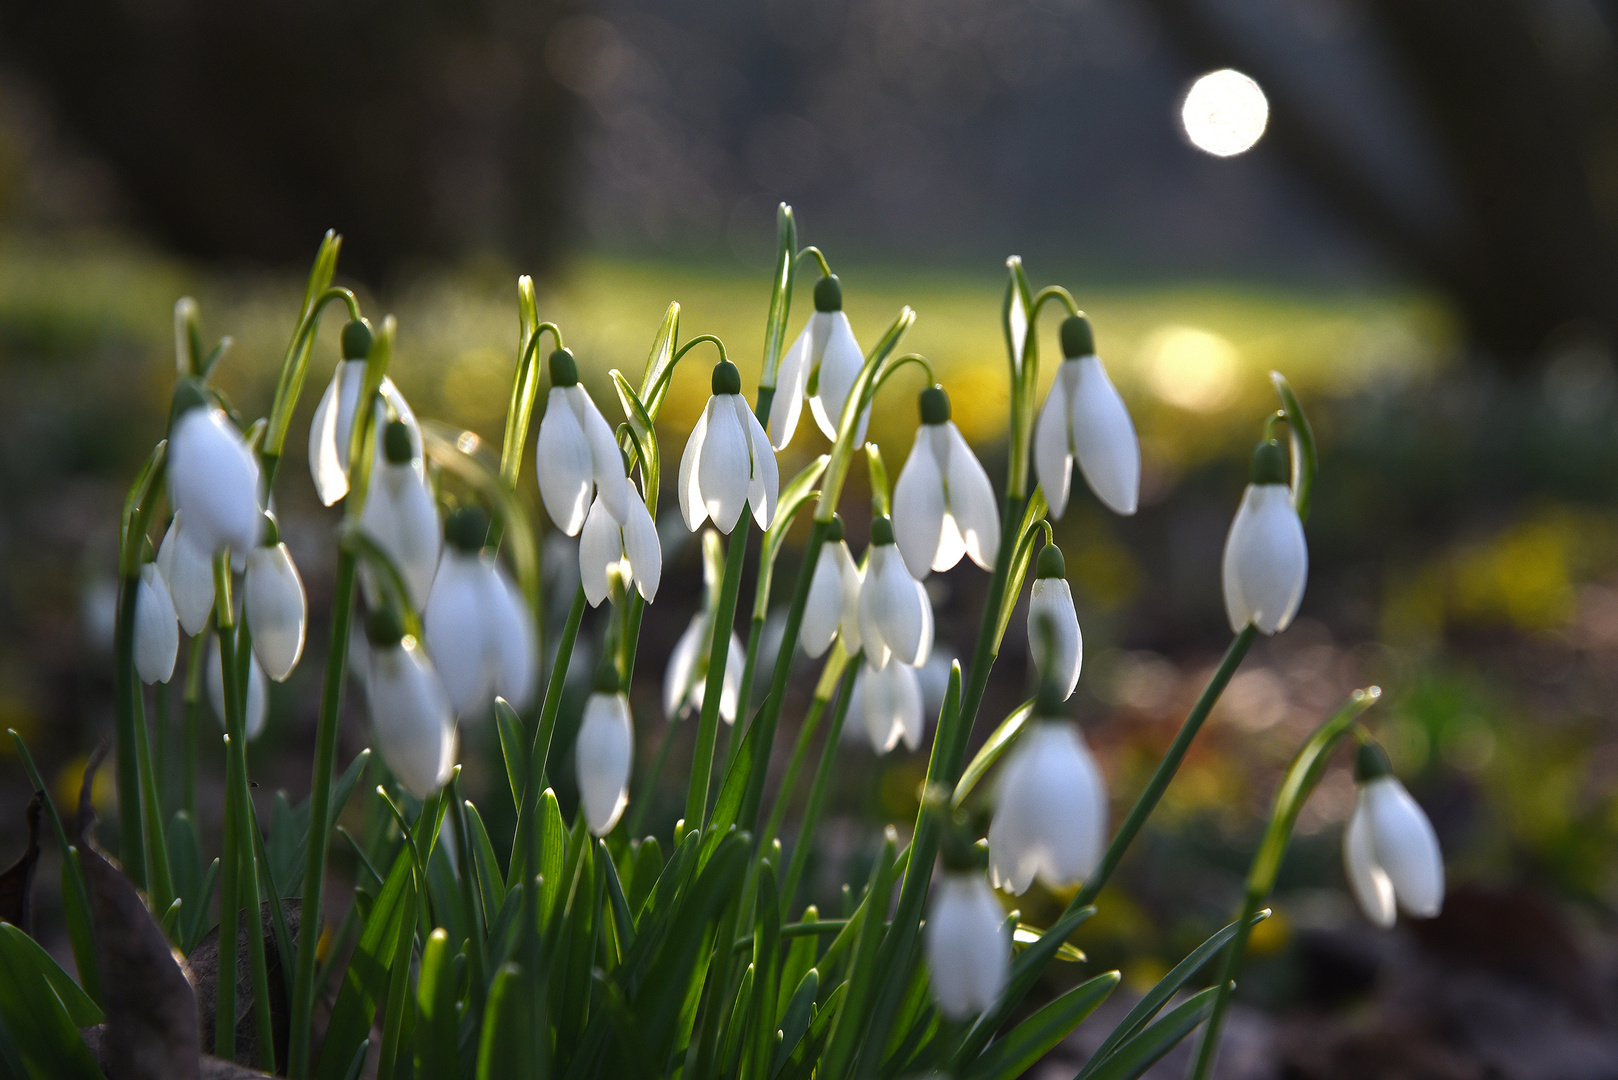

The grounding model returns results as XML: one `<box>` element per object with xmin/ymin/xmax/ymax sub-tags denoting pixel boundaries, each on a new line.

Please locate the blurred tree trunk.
<box><xmin>0</xmin><ymin>0</ymin><xmax>580</xmax><ymax>280</ymax></box>
<box><xmin>1148</xmin><ymin>0</ymin><xmax>1618</xmax><ymax>367</ymax></box>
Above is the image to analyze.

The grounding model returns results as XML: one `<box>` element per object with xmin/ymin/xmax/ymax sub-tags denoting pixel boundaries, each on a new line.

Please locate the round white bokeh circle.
<box><xmin>1181</xmin><ymin>69</ymin><xmax>1269</xmax><ymax>157</ymax></box>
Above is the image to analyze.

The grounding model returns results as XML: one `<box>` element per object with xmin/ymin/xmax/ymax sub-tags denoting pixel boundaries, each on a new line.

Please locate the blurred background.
<box><xmin>3</xmin><ymin>0</ymin><xmax>1618</xmax><ymax>1075</ymax></box>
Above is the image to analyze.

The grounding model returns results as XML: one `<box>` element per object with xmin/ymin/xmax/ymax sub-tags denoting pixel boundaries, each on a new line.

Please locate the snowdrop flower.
<box><xmin>1033</xmin><ymin>315</ymin><xmax>1139</xmax><ymax>518</ymax></box>
<box><xmin>1222</xmin><ymin>440</ymin><xmax>1307</xmax><ymax>635</ymax></box>
<box><xmin>364</xmin><ymin>610</ymin><xmax>457</xmax><ymax>799</ymax></box>
<box><xmin>133</xmin><ymin>563</ymin><xmax>179</xmax><ymax>684</ymax></box>
<box><xmin>575</xmin><ymin>670</ymin><xmax>634</xmax><ymax>836</ymax></box>
<box><xmin>534</xmin><ymin>348</ymin><xmax>630</xmax><ymax>535</ymax></box>
<box><xmin>308</xmin><ymin>320</ymin><xmax>423</xmax><ymax>507</ymax></box>
<box><xmin>359</xmin><ymin>420</ymin><xmax>442</xmax><ymax>609</ymax></box>
<box><xmin>156</xmin><ymin>513</ymin><xmax>215</xmax><ymax>635</ymax></box>
<box><xmin>850</xmin><ymin>658</ymin><xmax>924</xmax><ymax>753</ymax></box>
<box><xmin>167</xmin><ymin>381</ymin><xmax>264</xmax><ymax>555</ymax></box>
<box><xmin>770</xmin><ymin>274</ymin><xmax>869</xmax><ymax>448</ymax></box>
<box><xmin>663</xmin><ymin>612</ymin><xmax>746</xmax><ymax>724</ymax></box>
<box><xmin>988</xmin><ymin>689</ymin><xmax>1108</xmax><ymax>894</ymax></box>
<box><xmin>1343</xmin><ymin>743</ymin><xmax>1444</xmax><ymax>928</ymax></box>
<box><xmin>244</xmin><ymin>519</ymin><xmax>307</xmax><ymax>682</ymax></box>
<box><xmin>423</xmin><ymin>508</ymin><xmax>538</xmax><ymax>718</ymax></box>
<box><xmin>680</xmin><ymin>360</ymin><xmax>779</xmax><ymax>533</ymax></box>
<box><xmin>892</xmin><ymin>386</ymin><xmax>1000</xmax><ymax>578</ymax></box>
<box><xmin>579</xmin><ymin>479</ymin><xmax>662</xmax><ymax>607</ymax></box>
<box><xmin>800</xmin><ymin>516</ymin><xmax>862</xmax><ymax>658</ymax></box>
<box><xmin>857</xmin><ymin>517</ymin><xmax>933</xmax><ymax>670</ymax></box>
<box><xmin>1027</xmin><ymin>545</ymin><xmax>1082</xmax><ymax>701</ymax></box>
<box><xmin>926</xmin><ymin>869</ymin><xmax>1010</xmax><ymax>1020</ymax></box>
<box><xmin>207</xmin><ymin>635</ymin><xmax>268</xmax><ymax>740</ymax></box>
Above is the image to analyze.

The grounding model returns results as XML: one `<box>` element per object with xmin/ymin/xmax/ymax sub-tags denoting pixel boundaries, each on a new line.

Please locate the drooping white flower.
<box><xmin>308</xmin><ymin>321</ymin><xmax>424</xmax><ymax>507</ymax></box>
<box><xmin>244</xmin><ymin>528</ymin><xmax>307</xmax><ymax>682</ymax></box>
<box><xmin>892</xmin><ymin>386</ymin><xmax>1000</xmax><ymax>579</ymax></box>
<box><xmin>156</xmin><ymin>513</ymin><xmax>216</xmax><ymax>636</ymax></box>
<box><xmin>167</xmin><ymin>383</ymin><xmax>264</xmax><ymax>555</ymax></box>
<box><xmin>364</xmin><ymin>611</ymin><xmax>457</xmax><ymax>799</ymax></box>
<box><xmin>850</xmin><ymin>658</ymin><xmax>924</xmax><ymax>753</ymax></box>
<box><xmin>579</xmin><ymin>484</ymin><xmax>662</xmax><ymax>607</ymax></box>
<box><xmin>926</xmin><ymin>871</ymin><xmax>1011</xmax><ymax>1020</ymax></box>
<box><xmin>423</xmin><ymin>508</ymin><xmax>538</xmax><ymax>718</ymax></box>
<box><xmin>207</xmin><ymin>634</ymin><xmax>268</xmax><ymax>740</ymax></box>
<box><xmin>534</xmin><ymin>348</ymin><xmax>630</xmax><ymax>536</ymax></box>
<box><xmin>1222</xmin><ymin>440</ymin><xmax>1307</xmax><ymax>635</ymax></box>
<box><xmin>770</xmin><ymin>275</ymin><xmax>870</xmax><ymax>448</ymax></box>
<box><xmin>679</xmin><ymin>361</ymin><xmax>779</xmax><ymax>534</ymax></box>
<box><xmin>801</xmin><ymin>518</ymin><xmax>862</xmax><ymax>658</ymax></box>
<box><xmin>575</xmin><ymin>681</ymin><xmax>634</xmax><ymax>836</ymax></box>
<box><xmin>988</xmin><ymin>701</ymin><xmax>1107</xmax><ymax>894</ymax></box>
<box><xmin>1033</xmin><ymin>315</ymin><xmax>1139</xmax><ymax>519</ymax></box>
<box><xmin>133</xmin><ymin>563</ymin><xmax>179</xmax><ymax>684</ymax></box>
<box><xmin>1344</xmin><ymin>744</ymin><xmax>1444</xmax><ymax>928</ymax></box>
<box><xmin>1027</xmin><ymin>545</ymin><xmax>1082</xmax><ymax>701</ymax></box>
<box><xmin>663</xmin><ymin>612</ymin><xmax>746</xmax><ymax>724</ymax></box>
<box><xmin>359</xmin><ymin>420</ymin><xmax>442</xmax><ymax>609</ymax></box>
<box><xmin>857</xmin><ymin>517</ymin><xmax>933</xmax><ymax>670</ymax></box>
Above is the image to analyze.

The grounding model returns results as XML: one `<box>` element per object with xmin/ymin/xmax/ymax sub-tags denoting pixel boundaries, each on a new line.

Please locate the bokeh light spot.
<box><xmin>1139</xmin><ymin>325</ymin><xmax>1240</xmax><ymax>412</ymax></box>
<box><xmin>1180</xmin><ymin>69</ymin><xmax>1269</xmax><ymax>157</ymax></box>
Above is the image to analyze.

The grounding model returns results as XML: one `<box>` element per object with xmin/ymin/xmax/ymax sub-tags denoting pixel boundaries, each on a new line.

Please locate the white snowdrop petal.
<box><xmin>572</xmin><ymin>385</ymin><xmax>631</xmax><ymax>525</ymax></box>
<box><xmin>678</xmin><ymin>403</ymin><xmax>711</xmax><ymax>532</ymax></box>
<box><xmin>158</xmin><ymin>516</ymin><xmax>215</xmax><ymax>636</ymax></box>
<box><xmin>134</xmin><ymin>565</ymin><xmax>179</xmax><ymax>685</ymax></box>
<box><xmin>663</xmin><ymin>616</ymin><xmax>704</xmax><ymax>720</ymax></box>
<box><xmin>892</xmin><ymin>426</ymin><xmax>947</xmax><ymax>580</ymax></box>
<box><xmin>245</xmin><ymin>543</ymin><xmax>307</xmax><ymax>682</ymax></box>
<box><xmin>1364</xmin><ymin>777</ymin><xmax>1445</xmax><ymax>919</ymax></box>
<box><xmin>622</xmin><ymin>490</ymin><xmax>663</xmax><ymax>602</ymax></box>
<box><xmin>1227</xmin><ymin>485</ymin><xmax>1308</xmax><ymax>635</ymax></box>
<box><xmin>926</xmin><ymin>874</ymin><xmax>1011</xmax><ymax>1020</ymax></box>
<box><xmin>862</xmin><ymin>549</ymin><xmax>931</xmax><ymax>668</ymax></box>
<box><xmin>835</xmin><ymin>545</ymin><xmax>864</xmax><ymax>655</ymax></box>
<box><xmin>535</xmin><ymin>387</ymin><xmax>596</xmax><ymax>536</ymax></box>
<box><xmin>1033</xmin><ymin>375</ymin><xmax>1075</xmax><ymax>520</ymax></box>
<box><xmin>360</xmin><ymin>463</ymin><xmax>442</xmax><ymax>609</ymax></box>
<box><xmin>716</xmin><ymin>630</ymin><xmax>746</xmax><ymax>725</ymax></box>
<box><xmin>308</xmin><ymin>362</ymin><xmax>354</xmax><ymax>506</ymax></box>
<box><xmin>944</xmin><ymin>423</ymin><xmax>1000</xmax><ymax>571</ymax></box>
<box><xmin>367</xmin><ymin>641</ymin><xmax>456</xmax><ymax>799</ymax></box>
<box><xmin>1028</xmin><ymin>578</ymin><xmax>1083</xmax><ymax>700</ymax></box>
<box><xmin>576</xmin><ymin>692</ymin><xmax>634</xmax><ymax>836</ymax></box>
<box><xmin>489</xmin><ymin>566</ymin><xmax>538</xmax><ymax>713</ymax></box>
<box><xmin>423</xmin><ymin>553</ymin><xmax>495</xmax><ymax>717</ymax></box>
<box><xmin>808</xmin><ymin>312</ymin><xmax>864</xmax><ymax>441</ymax></box>
<box><xmin>699</xmin><ymin>398</ymin><xmax>752</xmax><ymax>534</ymax></box>
<box><xmin>769</xmin><ymin>323</ymin><xmax>814</xmax><ymax>450</ymax></box>
<box><xmin>990</xmin><ymin>723</ymin><xmax>1107</xmax><ymax>893</ymax></box>
<box><xmin>801</xmin><ymin>545</ymin><xmax>847</xmax><ymax>658</ymax></box>
<box><xmin>1221</xmin><ymin>496</ymin><xmax>1256</xmax><ymax>634</ymax></box>
<box><xmin>859</xmin><ymin>661</ymin><xmax>922</xmax><ymax>753</ymax></box>
<box><xmin>1343</xmin><ymin>797</ymin><xmax>1397</xmax><ymax>928</ymax></box>
<box><xmin>578</xmin><ymin>497</ymin><xmax>622</xmax><ymax>608</ymax></box>
<box><xmin>1069</xmin><ymin>358</ymin><xmax>1140</xmax><ymax>516</ymax></box>
<box><xmin>207</xmin><ymin>635</ymin><xmax>269</xmax><ymax>740</ymax></box>
<box><xmin>169</xmin><ymin>407</ymin><xmax>264</xmax><ymax>554</ymax></box>
<box><xmin>739</xmin><ymin>398</ymin><xmax>779</xmax><ymax>530</ymax></box>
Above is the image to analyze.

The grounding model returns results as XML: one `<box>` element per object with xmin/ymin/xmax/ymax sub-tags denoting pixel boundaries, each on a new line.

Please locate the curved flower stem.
<box><xmin>261</xmin><ymin>284</ymin><xmax>361</xmax><ymax>489</ymax></box>
<box><xmin>775</xmin><ymin>656</ymin><xmax>859</xmax><ymax>914</ymax></box>
<box><xmin>795</xmin><ymin>246</ymin><xmax>833</xmax><ymax>278</ymax></box>
<box><xmin>670</xmin><ymin>333</ymin><xmax>730</xmax><ymax>369</ymax></box>
<box><xmin>499</xmin><ymin>309</ymin><xmax>565</xmax><ymax>494</ymax></box>
<box><xmin>1188</xmin><ymin>687</ymin><xmax>1380</xmax><ymax>1080</ymax></box>
<box><xmin>1029</xmin><ymin>284</ymin><xmax>1081</xmax><ymax>321</ymax></box>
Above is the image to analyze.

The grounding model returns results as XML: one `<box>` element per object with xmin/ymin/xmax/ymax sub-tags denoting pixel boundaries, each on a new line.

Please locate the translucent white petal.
<box><xmin>944</xmin><ymin>423</ymin><xmax>1000</xmax><ymax>571</ymax></box>
<box><xmin>858</xmin><ymin>660</ymin><xmax>923</xmax><ymax>753</ymax></box>
<box><xmin>308</xmin><ymin>362</ymin><xmax>354</xmax><ymax>506</ymax></box>
<box><xmin>1069</xmin><ymin>358</ymin><xmax>1139</xmax><ymax>516</ymax></box>
<box><xmin>423</xmin><ymin>552</ymin><xmax>495</xmax><ymax>717</ymax></box>
<box><xmin>1223</xmin><ymin>484</ymin><xmax>1307</xmax><ymax>634</ymax></box>
<box><xmin>621</xmin><ymin>489</ymin><xmax>663</xmax><ymax>602</ymax></box>
<box><xmin>679</xmin><ymin>402</ymin><xmax>712</xmax><ymax>531</ymax></box>
<box><xmin>535</xmin><ymin>387</ymin><xmax>595</xmax><ymax>535</ymax></box>
<box><xmin>892</xmin><ymin>426</ymin><xmax>946</xmax><ymax>580</ymax></box>
<box><xmin>169</xmin><ymin>407</ymin><xmax>263</xmax><ymax>555</ymax></box>
<box><xmin>1343</xmin><ymin>795</ymin><xmax>1397</xmax><ymax>928</ymax></box>
<box><xmin>576</xmin><ymin>692</ymin><xmax>634</xmax><ymax>836</ymax></box>
<box><xmin>578</xmin><ymin>497</ymin><xmax>624</xmax><ymax>608</ymax></box>
<box><xmin>809</xmin><ymin>312</ymin><xmax>864</xmax><ymax>441</ymax></box>
<box><xmin>208</xmin><ymin>635</ymin><xmax>268</xmax><ymax>740</ymax></box>
<box><xmin>720</xmin><ymin>631</ymin><xmax>746</xmax><ymax>724</ymax></box>
<box><xmin>664</xmin><ymin>616</ymin><xmax>704</xmax><ymax>720</ymax></box>
<box><xmin>134</xmin><ymin>564</ymin><xmax>179</xmax><ymax>684</ymax></box>
<box><xmin>738</xmin><ymin>397</ymin><xmax>779</xmax><ymax>530</ymax></box>
<box><xmin>768</xmin><ymin>322</ymin><xmax>813</xmax><ymax>450</ymax></box>
<box><xmin>488</xmin><ymin>565</ymin><xmax>538</xmax><ymax>713</ymax></box>
<box><xmin>926</xmin><ymin>874</ymin><xmax>1010</xmax><ymax>1020</ymax></box>
<box><xmin>859</xmin><ymin>547</ymin><xmax>931</xmax><ymax>669</ymax></box>
<box><xmin>1008</xmin><ymin>286</ymin><xmax>1028</xmax><ymax>375</ymax></box>
<box><xmin>1364</xmin><ymin>777</ymin><xmax>1444</xmax><ymax>919</ymax></box>
<box><xmin>801</xmin><ymin>545</ymin><xmax>846</xmax><ymax>658</ymax></box>
<box><xmin>571</xmin><ymin>385</ymin><xmax>631</xmax><ymax>525</ymax></box>
<box><xmin>367</xmin><ymin>640</ymin><xmax>456</xmax><ymax>799</ymax></box>
<box><xmin>1028</xmin><ymin>578</ymin><xmax>1082</xmax><ymax>700</ymax></box>
<box><xmin>990</xmin><ymin>723</ymin><xmax>1106</xmax><ymax>892</ymax></box>
<box><xmin>699</xmin><ymin>395</ymin><xmax>751</xmax><ymax>534</ymax></box>
<box><xmin>359</xmin><ymin>462</ymin><xmax>442</xmax><ymax>609</ymax></box>
<box><xmin>835</xmin><ymin>544</ymin><xmax>864</xmax><ymax>656</ymax></box>
<box><xmin>158</xmin><ymin>514</ymin><xmax>216</xmax><ymax>636</ymax></box>
<box><xmin>1034</xmin><ymin>369</ymin><xmax>1075</xmax><ymax>520</ymax></box>
<box><xmin>245</xmin><ymin>543</ymin><xmax>307</xmax><ymax>682</ymax></box>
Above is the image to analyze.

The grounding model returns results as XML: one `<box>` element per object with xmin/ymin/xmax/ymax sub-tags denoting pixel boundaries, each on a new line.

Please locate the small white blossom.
<box><xmin>423</xmin><ymin>510</ymin><xmax>538</xmax><ymax>718</ymax></box>
<box><xmin>856</xmin><ymin>518</ymin><xmax>933</xmax><ymax>670</ymax></box>
<box><xmin>1027</xmin><ymin>546</ymin><xmax>1082</xmax><ymax>701</ymax></box>
<box><xmin>926</xmin><ymin>872</ymin><xmax>1010</xmax><ymax>1020</ymax></box>
<box><xmin>1222</xmin><ymin>441</ymin><xmax>1307</xmax><ymax>635</ymax></box>
<box><xmin>800</xmin><ymin>523</ymin><xmax>862</xmax><ymax>658</ymax></box>
<box><xmin>168</xmin><ymin>386</ymin><xmax>264</xmax><ymax>555</ymax></box>
<box><xmin>156</xmin><ymin>513</ymin><xmax>216</xmax><ymax>636</ymax></box>
<box><xmin>1033</xmin><ymin>316</ymin><xmax>1139</xmax><ymax>518</ymax></box>
<box><xmin>365</xmin><ymin>615</ymin><xmax>457</xmax><ymax>799</ymax></box>
<box><xmin>850</xmin><ymin>658</ymin><xmax>924</xmax><ymax>753</ymax></box>
<box><xmin>892</xmin><ymin>387</ymin><xmax>1000</xmax><ymax>578</ymax></box>
<box><xmin>679</xmin><ymin>361</ymin><xmax>779</xmax><ymax>534</ymax></box>
<box><xmin>770</xmin><ymin>275</ymin><xmax>870</xmax><ymax>448</ymax></box>
<box><xmin>534</xmin><ymin>348</ymin><xmax>630</xmax><ymax>536</ymax></box>
<box><xmin>133</xmin><ymin>564</ymin><xmax>179</xmax><ymax>685</ymax></box>
<box><xmin>579</xmin><ymin>486</ymin><xmax>662</xmax><ymax>607</ymax></box>
<box><xmin>576</xmin><ymin>686</ymin><xmax>634</xmax><ymax>836</ymax></box>
<box><xmin>988</xmin><ymin>714</ymin><xmax>1107</xmax><ymax>895</ymax></box>
<box><xmin>1344</xmin><ymin>746</ymin><xmax>1444</xmax><ymax>928</ymax></box>
<box><xmin>308</xmin><ymin>324</ymin><xmax>423</xmax><ymax>506</ymax></box>
<box><xmin>244</xmin><ymin>536</ymin><xmax>307</xmax><ymax>682</ymax></box>
<box><xmin>359</xmin><ymin>420</ymin><xmax>442</xmax><ymax>609</ymax></box>
<box><xmin>663</xmin><ymin>612</ymin><xmax>746</xmax><ymax>724</ymax></box>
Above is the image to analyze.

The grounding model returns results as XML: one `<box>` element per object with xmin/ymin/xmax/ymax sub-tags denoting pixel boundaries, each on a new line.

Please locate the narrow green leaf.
<box><xmin>865</xmin><ymin>442</ymin><xmax>890</xmax><ymax>516</ymax></box>
<box><xmin>771</xmin><ymin>967</ymin><xmax>818</xmax><ymax>1077</ymax></box>
<box><xmin>758</xmin><ymin>202</ymin><xmax>799</xmax><ymax>389</ymax></box>
<box><xmin>953</xmin><ymin>699</ymin><xmax>1035</xmax><ymax>809</ymax></box>
<box><xmin>1081</xmin><ymin>985</ymin><xmax>1219</xmax><ymax>1080</ymax></box>
<box><xmin>0</xmin><ymin>922</ymin><xmax>103</xmax><ymax>1080</ymax></box>
<box><xmin>0</xmin><ymin>925</ymin><xmax>101</xmax><ymax>1026</ymax></box>
<box><xmin>609</xmin><ymin>370</ymin><xmax>662</xmax><ymax>513</ymax></box>
<box><xmin>1014</xmin><ymin>923</ymin><xmax>1086</xmax><ymax>962</ymax></box>
<box><xmin>953</xmin><ymin>904</ymin><xmax>1096</xmax><ymax>1067</ymax></box>
<box><xmin>315</xmin><ymin>849</ymin><xmax>415</xmax><ymax>1080</ymax></box>
<box><xmin>626</xmin><ymin>837</ymin><xmax>663</xmax><ymax>922</ymax></box>
<box><xmin>638</xmin><ymin>302</ymin><xmax>681</xmax><ymax>418</ymax></box>
<box><xmin>600</xmin><ymin>839</ymin><xmax>636</xmax><ymax>961</ymax></box>
<box><xmin>964</xmin><ymin>971</ymin><xmax>1119</xmax><ymax>1080</ymax></box>
<box><xmin>717</xmin><ymin>963</ymin><xmax>755</xmax><ymax>1076</ymax></box>
<box><xmin>752</xmin><ymin>454</ymin><xmax>830</xmax><ymax>620</ymax></box>
<box><xmin>463</xmin><ymin>800</ymin><xmax>508</xmax><ymax>923</ymax></box>
<box><xmin>415</xmin><ymin>928</ymin><xmax>459</xmax><ymax>1080</ymax></box>
<box><xmin>536</xmin><ymin>789</ymin><xmax>566</xmax><ymax>927</ymax></box>
<box><xmin>494</xmin><ymin>700</ymin><xmax>526</xmax><ymax>813</ymax></box>
<box><xmin>818</xmin><ymin>828</ymin><xmax>899</xmax><ymax>1079</ymax></box>
<box><xmin>478</xmin><ymin>963</ymin><xmax>540</xmax><ymax>1080</ymax></box>
<box><xmin>777</xmin><ymin>910</ymin><xmax>818</xmax><ymax>1019</ymax></box>
<box><xmin>1270</xmin><ymin>372</ymin><xmax>1317</xmax><ymax>522</ymax></box>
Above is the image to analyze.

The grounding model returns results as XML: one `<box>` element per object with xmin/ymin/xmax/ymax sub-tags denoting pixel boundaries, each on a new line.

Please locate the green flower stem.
<box><xmin>112</xmin><ymin>573</ymin><xmax>147</xmax><ymax>888</ymax></box>
<box><xmin>1188</xmin><ymin>687</ymin><xmax>1379</xmax><ymax>1080</ymax></box>
<box><xmin>685</xmin><ymin>517</ymin><xmax>753</xmax><ymax>828</ymax></box>
<box><xmin>183</xmin><ymin>630</ymin><xmax>206</xmax><ymax>820</ymax></box>
<box><xmin>777</xmin><ymin>657</ymin><xmax>859</xmax><ymax>914</ymax></box>
<box><xmin>513</xmin><ymin>583</ymin><xmax>587</xmax><ymax>883</ymax></box>
<box><xmin>449</xmin><ymin>774</ymin><xmax>489</xmax><ymax>1026</ymax></box>
<box><xmin>758</xmin><ymin>647</ymin><xmax>848</xmax><ymax>857</ymax></box>
<box><xmin>132</xmin><ymin>687</ymin><xmax>173</xmax><ymax>917</ymax></box>
<box><xmin>285</xmin><ymin>548</ymin><xmax>358</xmax><ymax>1079</ymax></box>
<box><xmin>721</xmin><ymin>615</ymin><xmax>765</xmax><ymax>776</ymax></box>
<box><xmin>154</xmin><ymin>680</ymin><xmax>170</xmax><ymax>815</ymax></box>
<box><xmin>626</xmin><ymin>713</ymin><xmax>679</xmax><ymax>839</ymax></box>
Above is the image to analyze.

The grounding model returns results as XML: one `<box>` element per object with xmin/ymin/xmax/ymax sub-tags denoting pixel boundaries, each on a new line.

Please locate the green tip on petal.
<box><xmin>341</xmin><ymin>319</ymin><xmax>372</xmax><ymax>361</ymax></box>
<box><xmin>593</xmin><ymin>665</ymin><xmax>622</xmax><ymax>695</ymax></box>
<box><xmin>712</xmin><ymin>360</ymin><xmax>742</xmax><ymax>396</ymax></box>
<box><xmin>870</xmin><ymin>515</ymin><xmax>895</xmax><ymax>546</ymax></box>
<box><xmin>170</xmin><ymin>378</ymin><xmax>209</xmax><ymax>420</ymax></box>
<box><xmin>1035</xmin><ymin>543</ymin><xmax>1066</xmax><ymax>579</ymax></box>
<box><xmin>1060</xmin><ymin>314</ymin><xmax>1095</xmax><ymax>359</ymax></box>
<box><xmin>549</xmin><ymin>348</ymin><xmax>579</xmax><ymax>387</ymax></box>
<box><xmin>383</xmin><ymin>420</ymin><xmax>414</xmax><ymax>464</ymax></box>
<box><xmin>919</xmin><ymin>385</ymin><xmax>951</xmax><ymax>425</ymax></box>
<box><xmin>1250</xmin><ymin>440</ymin><xmax>1288</xmax><ymax>485</ymax></box>
<box><xmin>445</xmin><ymin>506</ymin><xmax>490</xmax><ymax>553</ymax></box>
<box><xmin>813</xmin><ymin>274</ymin><xmax>842</xmax><ymax>313</ymax></box>
<box><xmin>367</xmin><ymin>608</ymin><xmax>405</xmax><ymax>648</ymax></box>
<box><xmin>1355</xmin><ymin>742</ymin><xmax>1393</xmax><ymax>783</ymax></box>
<box><xmin>827</xmin><ymin>515</ymin><xmax>845</xmax><ymax>542</ymax></box>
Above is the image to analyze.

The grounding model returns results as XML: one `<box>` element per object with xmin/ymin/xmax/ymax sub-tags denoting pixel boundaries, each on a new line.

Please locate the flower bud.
<box><xmin>1027</xmin><ymin>546</ymin><xmax>1082</xmax><ymax>701</ymax></box>
<box><xmin>892</xmin><ymin>387</ymin><xmax>1000</xmax><ymax>579</ymax></box>
<box><xmin>1343</xmin><ymin>750</ymin><xmax>1444</xmax><ymax>928</ymax></box>
<box><xmin>679</xmin><ymin>365</ymin><xmax>779</xmax><ymax>533</ymax></box>
<box><xmin>575</xmin><ymin>690</ymin><xmax>634</xmax><ymax>836</ymax></box>
<box><xmin>1222</xmin><ymin>439</ymin><xmax>1307</xmax><ymax>635</ymax></box>
<box><xmin>925</xmin><ymin>872</ymin><xmax>1010</xmax><ymax>1020</ymax></box>
<box><xmin>245</xmin><ymin>540</ymin><xmax>307</xmax><ymax>682</ymax></box>
<box><xmin>133</xmin><ymin>564</ymin><xmax>179</xmax><ymax>685</ymax></box>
